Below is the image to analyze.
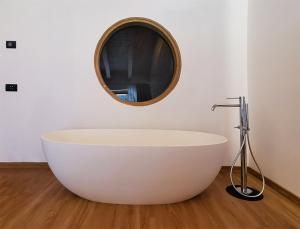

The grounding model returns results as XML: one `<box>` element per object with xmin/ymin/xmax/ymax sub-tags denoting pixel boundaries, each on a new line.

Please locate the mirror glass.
<box><xmin>95</xmin><ymin>19</ymin><xmax>180</xmax><ymax>105</ymax></box>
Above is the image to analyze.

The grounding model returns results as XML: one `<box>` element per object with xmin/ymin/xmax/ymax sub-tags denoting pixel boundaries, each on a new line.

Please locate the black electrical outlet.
<box><xmin>6</xmin><ymin>41</ymin><xmax>16</xmax><ymax>49</ymax></box>
<box><xmin>5</xmin><ymin>84</ymin><xmax>18</xmax><ymax>92</ymax></box>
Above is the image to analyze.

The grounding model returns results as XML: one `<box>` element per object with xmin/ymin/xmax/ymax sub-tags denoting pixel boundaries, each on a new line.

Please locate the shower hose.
<box><xmin>230</xmin><ymin>131</ymin><xmax>265</xmax><ymax>198</ymax></box>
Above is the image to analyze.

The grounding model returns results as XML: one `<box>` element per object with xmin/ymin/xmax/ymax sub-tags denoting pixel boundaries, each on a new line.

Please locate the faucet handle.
<box><xmin>226</xmin><ymin>97</ymin><xmax>240</xmax><ymax>100</ymax></box>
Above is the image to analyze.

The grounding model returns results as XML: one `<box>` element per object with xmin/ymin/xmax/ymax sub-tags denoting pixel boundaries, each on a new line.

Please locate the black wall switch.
<box><xmin>6</xmin><ymin>41</ymin><xmax>16</xmax><ymax>49</ymax></box>
<box><xmin>5</xmin><ymin>84</ymin><xmax>18</xmax><ymax>92</ymax></box>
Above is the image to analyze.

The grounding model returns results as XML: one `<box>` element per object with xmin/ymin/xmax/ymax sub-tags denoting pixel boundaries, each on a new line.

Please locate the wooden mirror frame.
<box><xmin>94</xmin><ymin>17</ymin><xmax>181</xmax><ymax>106</ymax></box>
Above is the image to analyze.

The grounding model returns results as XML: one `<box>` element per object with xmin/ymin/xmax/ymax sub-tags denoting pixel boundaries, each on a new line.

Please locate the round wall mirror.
<box><xmin>94</xmin><ymin>17</ymin><xmax>181</xmax><ymax>106</ymax></box>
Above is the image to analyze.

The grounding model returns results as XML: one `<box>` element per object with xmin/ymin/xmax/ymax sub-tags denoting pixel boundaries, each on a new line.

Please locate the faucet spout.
<box><xmin>211</xmin><ymin>104</ymin><xmax>240</xmax><ymax>111</ymax></box>
<box><xmin>211</xmin><ymin>104</ymin><xmax>217</xmax><ymax>111</ymax></box>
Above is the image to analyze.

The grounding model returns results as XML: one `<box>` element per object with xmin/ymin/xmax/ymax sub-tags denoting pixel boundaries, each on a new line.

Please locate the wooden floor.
<box><xmin>0</xmin><ymin>167</ymin><xmax>299</xmax><ymax>229</ymax></box>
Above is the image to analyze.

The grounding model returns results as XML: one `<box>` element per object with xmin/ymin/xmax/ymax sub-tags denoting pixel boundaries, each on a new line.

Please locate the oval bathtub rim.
<box><xmin>41</xmin><ymin>129</ymin><xmax>228</xmax><ymax>148</ymax></box>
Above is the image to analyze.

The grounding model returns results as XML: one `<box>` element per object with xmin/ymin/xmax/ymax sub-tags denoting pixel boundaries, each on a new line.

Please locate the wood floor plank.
<box><xmin>0</xmin><ymin>167</ymin><xmax>299</xmax><ymax>229</ymax></box>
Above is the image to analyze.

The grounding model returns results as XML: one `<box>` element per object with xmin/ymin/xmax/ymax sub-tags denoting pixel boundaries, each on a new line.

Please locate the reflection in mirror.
<box><xmin>99</xmin><ymin>25</ymin><xmax>175</xmax><ymax>103</ymax></box>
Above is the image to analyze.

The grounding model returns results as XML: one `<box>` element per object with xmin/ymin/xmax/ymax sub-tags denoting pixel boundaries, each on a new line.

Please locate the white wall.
<box><xmin>0</xmin><ymin>0</ymin><xmax>247</xmax><ymax>163</ymax></box>
<box><xmin>248</xmin><ymin>0</ymin><xmax>300</xmax><ymax>197</ymax></box>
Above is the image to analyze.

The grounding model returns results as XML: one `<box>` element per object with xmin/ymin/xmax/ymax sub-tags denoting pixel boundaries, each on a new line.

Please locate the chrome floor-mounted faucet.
<box><xmin>212</xmin><ymin>96</ymin><xmax>264</xmax><ymax>200</ymax></box>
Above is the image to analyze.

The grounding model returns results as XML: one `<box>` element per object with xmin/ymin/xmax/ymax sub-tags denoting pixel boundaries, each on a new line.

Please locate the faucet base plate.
<box><xmin>226</xmin><ymin>185</ymin><xmax>263</xmax><ymax>201</ymax></box>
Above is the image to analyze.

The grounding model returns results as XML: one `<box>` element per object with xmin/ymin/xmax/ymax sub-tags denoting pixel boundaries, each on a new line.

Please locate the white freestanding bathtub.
<box><xmin>41</xmin><ymin>129</ymin><xmax>227</xmax><ymax>204</ymax></box>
